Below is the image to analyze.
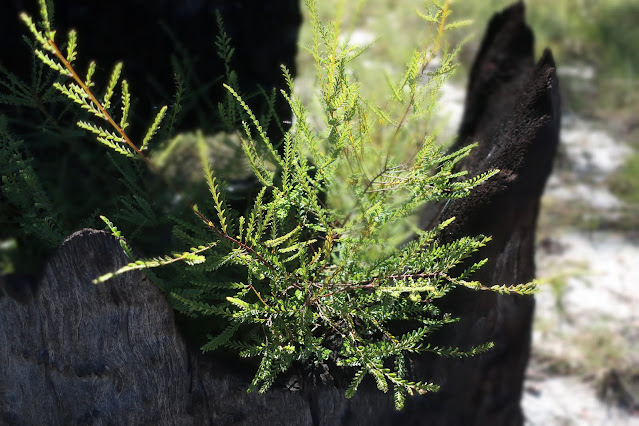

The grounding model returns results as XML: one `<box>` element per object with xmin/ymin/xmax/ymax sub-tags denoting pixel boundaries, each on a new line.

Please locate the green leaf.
<box><xmin>120</xmin><ymin>80</ymin><xmax>131</xmax><ymax>130</ymax></box>
<box><xmin>263</xmin><ymin>225</ymin><xmax>300</xmax><ymax>248</ymax></box>
<box><xmin>141</xmin><ymin>105</ymin><xmax>167</xmax><ymax>151</ymax></box>
<box><xmin>345</xmin><ymin>367</ymin><xmax>367</xmax><ymax>399</ymax></box>
<box><xmin>103</xmin><ymin>62</ymin><xmax>123</xmax><ymax>110</ymax></box>
<box><xmin>226</xmin><ymin>297</ymin><xmax>250</xmax><ymax>310</ymax></box>
<box><xmin>202</xmin><ymin>323</ymin><xmax>240</xmax><ymax>352</ymax></box>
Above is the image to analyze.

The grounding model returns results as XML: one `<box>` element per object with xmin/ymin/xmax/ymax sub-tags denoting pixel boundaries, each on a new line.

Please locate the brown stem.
<box><xmin>48</xmin><ymin>39</ymin><xmax>153</xmax><ymax>169</ymax></box>
<box><xmin>192</xmin><ymin>208</ymin><xmax>303</xmax><ymax>293</ymax></box>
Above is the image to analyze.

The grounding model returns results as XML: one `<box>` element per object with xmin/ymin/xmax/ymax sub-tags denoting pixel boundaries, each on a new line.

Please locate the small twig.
<box><xmin>47</xmin><ymin>39</ymin><xmax>153</xmax><ymax>168</ymax></box>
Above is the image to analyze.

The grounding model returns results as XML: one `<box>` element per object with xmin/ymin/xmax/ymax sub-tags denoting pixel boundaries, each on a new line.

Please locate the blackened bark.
<box><xmin>412</xmin><ymin>3</ymin><xmax>560</xmax><ymax>425</ymax></box>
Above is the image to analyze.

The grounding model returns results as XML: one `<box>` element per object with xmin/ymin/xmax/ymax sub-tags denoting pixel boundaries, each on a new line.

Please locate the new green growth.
<box><xmin>2</xmin><ymin>0</ymin><xmax>536</xmax><ymax>409</ymax></box>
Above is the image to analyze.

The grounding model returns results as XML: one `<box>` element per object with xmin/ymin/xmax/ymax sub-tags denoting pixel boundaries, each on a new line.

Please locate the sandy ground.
<box><xmin>523</xmin><ymin>113</ymin><xmax>639</xmax><ymax>425</ymax></box>
<box><xmin>525</xmin><ymin>229</ymin><xmax>639</xmax><ymax>425</ymax></box>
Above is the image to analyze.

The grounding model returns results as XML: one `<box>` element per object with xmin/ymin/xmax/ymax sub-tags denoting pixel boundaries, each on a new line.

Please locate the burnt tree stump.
<box><xmin>411</xmin><ymin>3</ymin><xmax>560</xmax><ymax>424</ymax></box>
<box><xmin>0</xmin><ymin>3</ymin><xmax>560</xmax><ymax>425</ymax></box>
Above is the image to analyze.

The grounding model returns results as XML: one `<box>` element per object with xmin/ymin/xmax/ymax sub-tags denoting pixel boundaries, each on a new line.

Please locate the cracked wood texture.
<box><xmin>0</xmin><ymin>3</ymin><xmax>560</xmax><ymax>425</ymax></box>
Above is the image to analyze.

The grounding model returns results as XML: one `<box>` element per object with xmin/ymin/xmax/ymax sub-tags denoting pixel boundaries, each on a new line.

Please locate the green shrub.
<box><xmin>610</xmin><ymin>153</ymin><xmax>639</xmax><ymax>204</ymax></box>
<box><xmin>1</xmin><ymin>0</ymin><xmax>535</xmax><ymax>408</ymax></box>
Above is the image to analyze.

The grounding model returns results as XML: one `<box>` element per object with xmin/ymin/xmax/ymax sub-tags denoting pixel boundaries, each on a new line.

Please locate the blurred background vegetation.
<box><xmin>297</xmin><ymin>0</ymin><xmax>639</xmax><ymax>221</ymax></box>
<box><xmin>3</xmin><ymin>0</ymin><xmax>636</xmax><ymax>271</ymax></box>
<box><xmin>299</xmin><ymin>0</ymin><xmax>638</xmax><ymax>124</ymax></box>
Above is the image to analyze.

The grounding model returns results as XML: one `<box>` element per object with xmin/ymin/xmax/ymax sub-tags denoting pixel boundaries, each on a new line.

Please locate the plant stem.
<box><xmin>47</xmin><ymin>39</ymin><xmax>153</xmax><ymax>168</ymax></box>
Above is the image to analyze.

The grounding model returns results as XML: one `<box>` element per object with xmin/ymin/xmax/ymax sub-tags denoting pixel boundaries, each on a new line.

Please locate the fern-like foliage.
<box><xmin>11</xmin><ymin>0</ymin><xmax>539</xmax><ymax>410</ymax></box>
<box><xmin>0</xmin><ymin>116</ymin><xmax>66</xmax><ymax>251</ymax></box>
<box><xmin>22</xmin><ymin>8</ymin><xmax>168</xmax><ymax>164</ymax></box>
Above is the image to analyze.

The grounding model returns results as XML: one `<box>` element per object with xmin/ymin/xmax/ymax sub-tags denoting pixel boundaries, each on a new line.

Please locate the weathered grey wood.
<box><xmin>1</xmin><ymin>3</ymin><xmax>560</xmax><ymax>425</ymax></box>
<box><xmin>0</xmin><ymin>229</ymin><xmax>386</xmax><ymax>424</ymax></box>
<box><xmin>1</xmin><ymin>229</ymin><xmax>191</xmax><ymax>424</ymax></box>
